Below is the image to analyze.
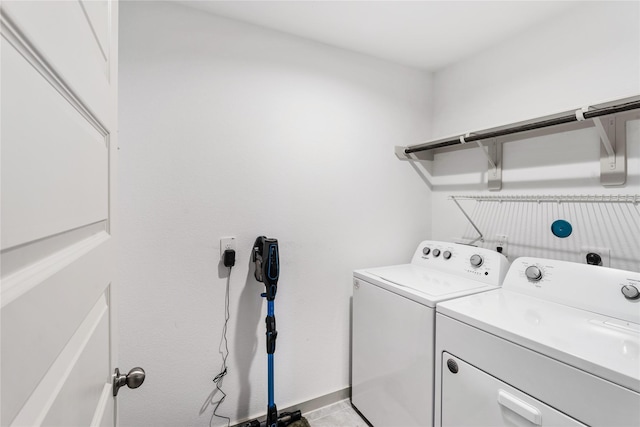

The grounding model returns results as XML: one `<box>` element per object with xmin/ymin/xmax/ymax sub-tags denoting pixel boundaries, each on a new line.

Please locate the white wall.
<box><xmin>427</xmin><ymin>1</ymin><xmax>640</xmax><ymax>271</ymax></box>
<box><xmin>118</xmin><ymin>2</ymin><xmax>432</xmax><ymax>426</ymax></box>
<box><xmin>431</xmin><ymin>1</ymin><xmax>640</xmax><ymax>139</ymax></box>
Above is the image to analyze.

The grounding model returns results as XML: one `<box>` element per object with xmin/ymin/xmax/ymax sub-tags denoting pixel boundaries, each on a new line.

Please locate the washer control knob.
<box><xmin>525</xmin><ymin>266</ymin><xmax>543</xmax><ymax>282</ymax></box>
<box><xmin>469</xmin><ymin>254</ymin><xmax>483</xmax><ymax>267</ymax></box>
<box><xmin>422</xmin><ymin>247</ymin><xmax>430</xmax><ymax>255</ymax></box>
<box><xmin>443</xmin><ymin>251</ymin><xmax>452</xmax><ymax>260</ymax></box>
<box><xmin>621</xmin><ymin>285</ymin><xmax>640</xmax><ymax>300</ymax></box>
<box><xmin>432</xmin><ymin>249</ymin><xmax>441</xmax><ymax>257</ymax></box>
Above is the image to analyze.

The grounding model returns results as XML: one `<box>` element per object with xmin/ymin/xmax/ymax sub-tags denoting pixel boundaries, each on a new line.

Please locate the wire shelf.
<box><xmin>449</xmin><ymin>194</ymin><xmax>640</xmax><ymax>204</ymax></box>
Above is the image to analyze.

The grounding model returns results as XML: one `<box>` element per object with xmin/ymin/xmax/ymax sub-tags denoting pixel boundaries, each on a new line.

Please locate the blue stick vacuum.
<box><xmin>243</xmin><ymin>236</ymin><xmax>302</xmax><ymax>427</ymax></box>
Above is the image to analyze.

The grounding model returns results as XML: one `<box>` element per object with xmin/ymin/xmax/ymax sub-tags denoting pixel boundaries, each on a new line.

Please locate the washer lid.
<box><xmin>437</xmin><ymin>289</ymin><xmax>640</xmax><ymax>393</ymax></box>
<box><xmin>355</xmin><ymin>264</ymin><xmax>496</xmax><ymax>307</ymax></box>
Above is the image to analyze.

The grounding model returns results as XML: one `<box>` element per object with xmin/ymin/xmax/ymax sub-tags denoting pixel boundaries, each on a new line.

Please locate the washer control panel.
<box><xmin>505</xmin><ymin>257</ymin><xmax>640</xmax><ymax>326</ymax></box>
<box><xmin>411</xmin><ymin>240</ymin><xmax>509</xmax><ymax>287</ymax></box>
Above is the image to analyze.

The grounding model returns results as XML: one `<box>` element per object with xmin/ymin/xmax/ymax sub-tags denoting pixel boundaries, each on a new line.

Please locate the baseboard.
<box><xmin>231</xmin><ymin>387</ymin><xmax>351</xmax><ymax>427</ymax></box>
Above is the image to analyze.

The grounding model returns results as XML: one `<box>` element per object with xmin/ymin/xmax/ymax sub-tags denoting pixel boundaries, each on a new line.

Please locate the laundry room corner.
<box><xmin>4</xmin><ymin>1</ymin><xmax>640</xmax><ymax>426</ymax></box>
<box><xmin>423</xmin><ymin>1</ymin><xmax>640</xmax><ymax>271</ymax></box>
<box><xmin>116</xmin><ymin>2</ymin><xmax>433</xmax><ymax>426</ymax></box>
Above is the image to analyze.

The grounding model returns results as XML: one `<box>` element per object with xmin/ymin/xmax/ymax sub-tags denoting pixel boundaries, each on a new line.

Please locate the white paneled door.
<box><xmin>1</xmin><ymin>1</ymin><xmax>120</xmax><ymax>426</ymax></box>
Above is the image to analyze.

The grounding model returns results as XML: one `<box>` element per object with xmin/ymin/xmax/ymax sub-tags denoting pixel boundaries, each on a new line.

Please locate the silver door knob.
<box><xmin>113</xmin><ymin>367</ymin><xmax>146</xmax><ymax>396</ymax></box>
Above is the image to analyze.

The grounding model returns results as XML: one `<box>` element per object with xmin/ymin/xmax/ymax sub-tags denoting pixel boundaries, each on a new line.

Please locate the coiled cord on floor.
<box><xmin>212</xmin><ymin>267</ymin><xmax>232</xmax><ymax>427</ymax></box>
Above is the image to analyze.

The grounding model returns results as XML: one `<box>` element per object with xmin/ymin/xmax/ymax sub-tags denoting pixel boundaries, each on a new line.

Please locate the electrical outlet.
<box><xmin>580</xmin><ymin>246</ymin><xmax>610</xmax><ymax>267</ymax></box>
<box><xmin>496</xmin><ymin>235</ymin><xmax>508</xmax><ymax>258</ymax></box>
<box><xmin>220</xmin><ymin>237</ymin><xmax>236</xmax><ymax>256</ymax></box>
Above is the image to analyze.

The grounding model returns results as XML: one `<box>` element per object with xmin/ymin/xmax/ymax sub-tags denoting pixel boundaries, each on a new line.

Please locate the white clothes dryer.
<box><xmin>435</xmin><ymin>257</ymin><xmax>640</xmax><ymax>427</ymax></box>
<box><xmin>351</xmin><ymin>240</ymin><xmax>509</xmax><ymax>427</ymax></box>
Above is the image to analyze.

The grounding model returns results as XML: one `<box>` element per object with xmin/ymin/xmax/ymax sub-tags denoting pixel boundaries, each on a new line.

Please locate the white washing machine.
<box><xmin>351</xmin><ymin>240</ymin><xmax>509</xmax><ymax>427</ymax></box>
<box><xmin>435</xmin><ymin>257</ymin><xmax>640</xmax><ymax>427</ymax></box>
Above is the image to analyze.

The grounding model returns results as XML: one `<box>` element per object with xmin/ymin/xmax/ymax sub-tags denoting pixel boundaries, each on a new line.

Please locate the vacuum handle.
<box><xmin>253</xmin><ymin>236</ymin><xmax>279</xmax><ymax>300</ymax></box>
<box><xmin>266</xmin><ymin>242</ymin><xmax>279</xmax><ymax>284</ymax></box>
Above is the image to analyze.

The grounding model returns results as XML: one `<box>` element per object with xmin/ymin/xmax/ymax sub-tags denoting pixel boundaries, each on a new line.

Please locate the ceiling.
<box><xmin>180</xmin><ymin>1</ymin><xmax>583</xmax><ymax>71</ymax></box>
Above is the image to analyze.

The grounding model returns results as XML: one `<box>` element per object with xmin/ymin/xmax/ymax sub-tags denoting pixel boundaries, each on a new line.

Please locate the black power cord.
<box><xmin>213</xmin><ymin>251</ymin><xmax>235</xmax><ymax>427</ymax></box>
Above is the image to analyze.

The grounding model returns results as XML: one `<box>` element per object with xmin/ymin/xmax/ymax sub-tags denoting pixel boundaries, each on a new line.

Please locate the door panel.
<box><xmin>79</xmin><ymin>0</ymin><xmax>110</xmax><ymax>62</ymax></box>
<box><xmin>93</xmin><ymin>384</ymin><xmax>115</xmax><ymax>427</ymax></box>
<box><xmin>0</xmin><ymin>1</ymin><xmax>118</xmax><ymax>426</ymax></box>
<box><xmin>10</xmin><ymin>295</ymin><xmax>110</xmax><ymax>426</ymax></box>
<box><xmin>1</xmin><ymin>0</ymin><xmax>111</xmax><ymax>119</ymax></box>
<box><xmin>1</xmin><ymin>222</ymin><xmax>107</xmax><ymax>278</ymax></box>
<box><xmin>1</xmin><ymin>37</ymin><xmax>108</xmax><ymax>251</ymax></box>
<box><xmin>1</xmin><ymin>236</ymin><xmax>111</xmax><ymax>425</ymax></box>
<box><xmin>41</xmin><ymin>308</ymin><xmax>110</xmax><ymax>427</ymax></box>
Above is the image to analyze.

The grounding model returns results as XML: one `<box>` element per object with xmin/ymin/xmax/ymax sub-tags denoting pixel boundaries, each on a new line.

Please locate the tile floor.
<box><xmin>304</xmin><ymin>399</ymin><xmax>369</xmax><ymax>427</ymax></box>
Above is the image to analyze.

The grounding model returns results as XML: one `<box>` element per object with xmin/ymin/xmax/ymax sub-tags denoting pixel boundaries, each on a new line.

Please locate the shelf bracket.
<box><xmin>576</xmin><ymin>107</ymin><xmax>628</xmax><ymax>187</ymax></box>
<box><xmin>476</xmin><ymin>140</ymin><xmax>496</xmax><ymax>169</ymax></box>
<box><xmin>481</xmin><ymin>139</ymin><xmax>502</xmax><ymax>191</ymax></box>
<box><xmin>593</xmin><ymin>116</ymin><xmax>615</xmax><ymax>159</ymax></box>
<box><xmin>461</xmin><ymin>133</ymin><xmax>502</xmax><ymax>191</ymax></box>
<box><xmin>596</xmin><ymin>115</ymin><xmax>626</xmax><ymax>186</ymax></box>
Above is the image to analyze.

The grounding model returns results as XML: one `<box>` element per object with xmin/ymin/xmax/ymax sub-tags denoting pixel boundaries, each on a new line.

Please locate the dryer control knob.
<box><xmin>443</xmin><ymin>251</ymin><xmax>452</xmax><ymax>260</ymax></box>
<box><xmin>432</xmin><ymin>249</ymin><xmax>441</xmax><ymax>257</ymax></box>
<box><xmin>525</xmin><ymin>266</ymin><xmax>543</xmax><ymax>282</ymax></box>
<box><xmin>422</xmin><ymin>247</ymin><xmax>431</xmax><ymax>255</ymax></box>
<box><xmin>621</xmin><ymin>285</ymin><xmax>640</xmax><ymax>300</ymax></box>
<box><xmin>469</xmin><ymin>254</ymin><xmax>483</xmax><ymax>267</ymax></box>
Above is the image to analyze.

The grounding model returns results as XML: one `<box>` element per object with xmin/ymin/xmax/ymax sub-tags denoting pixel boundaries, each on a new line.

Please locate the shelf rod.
<box><xmin>405</xmin><ymin>100</ymin><xmax>640</xmax><ymax>154</ymax></box>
